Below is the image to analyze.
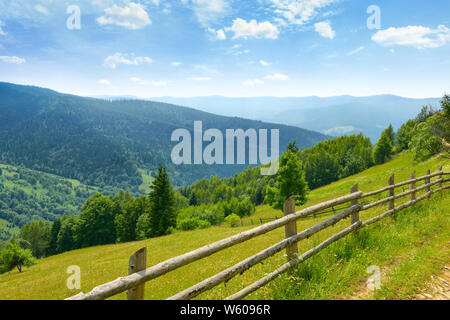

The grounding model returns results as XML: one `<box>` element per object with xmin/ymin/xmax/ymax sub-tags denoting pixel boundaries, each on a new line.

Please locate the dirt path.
<box><xmin>416</xmin><ymin>265</ymin><xmax>450</xmax><ymax>300</ymax></box>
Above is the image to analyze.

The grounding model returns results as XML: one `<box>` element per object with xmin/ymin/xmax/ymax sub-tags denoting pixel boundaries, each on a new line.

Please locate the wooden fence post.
<box><xmin>426</xmin><ymin>170</ymin><xmax>431</xmax><ymax>195</ymax></box>
<box><xmin>438</xmin><ymin>166</ymin><xmax>443</xmax><ymax>188</ymax></box>
<box><xmin>127</xmin><ymin>247</ymin><xmax>147</xmax><ymax>300</ymax></box>
<box><xmin>410</xmin><ymin>171</ymin><xmax>416</xmax><ymax>202</ymax></box>
<box><xmin>388</xmin><ymin>175</ymin><xmax>395</xmax><ymax>216</ymax></box>
<box><xmin>283</xmin><ymin>196</ymin><xmax>298</xmax><ymax>263</ymax></box>
<box><xmin>350</xmin><ymin>184</ymin><xmax>360</xmax><ymax>224</ymax></box>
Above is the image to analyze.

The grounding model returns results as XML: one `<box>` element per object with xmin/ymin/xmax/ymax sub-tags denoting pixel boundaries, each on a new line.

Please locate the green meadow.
<box><xmin>0</xmin><ymin>151</ymin><xmax>448</xmax><ymax>300</ymax></box>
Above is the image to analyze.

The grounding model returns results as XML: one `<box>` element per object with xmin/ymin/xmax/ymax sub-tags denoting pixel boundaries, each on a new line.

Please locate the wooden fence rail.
<box><xmin>67</xmin><ymin>168</ymin><xmax>449</xmax><ymax>301</ymax></box>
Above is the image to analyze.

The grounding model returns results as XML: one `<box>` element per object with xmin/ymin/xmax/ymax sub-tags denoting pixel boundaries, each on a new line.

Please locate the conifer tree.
<box><xmin>149</xmin><ymin>165</ymin><xmax>177</xmax><ymax>237</ymax></box>
<box><xmin>373</xmin><ymin>129</ymin><xmax>393</xmax><ymax>164</ymax></box>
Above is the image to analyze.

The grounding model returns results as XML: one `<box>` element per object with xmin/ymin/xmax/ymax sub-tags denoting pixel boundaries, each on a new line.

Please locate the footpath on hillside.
<box><xmin>416</xmin><ymin>265</ymin><xmax>450</xmax><ymax>300</ymax></box>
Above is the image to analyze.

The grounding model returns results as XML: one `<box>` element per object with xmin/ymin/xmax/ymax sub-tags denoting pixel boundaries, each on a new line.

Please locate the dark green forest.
<box><xmin>0</xmin><ymin>82</ymin><xmax>329</xmax><ymax>190</ymax></box>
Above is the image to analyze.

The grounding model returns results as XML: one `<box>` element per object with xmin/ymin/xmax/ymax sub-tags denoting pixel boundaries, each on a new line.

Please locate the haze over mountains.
<box><xmin>151</xmin><ymin>95</ymin><xmax>441</xmax><ymax>143</ymax></box>
<box><xmin>0</xmin><ymin>82</ymin><xmax>329</xmax><ymax>190</ymax></box>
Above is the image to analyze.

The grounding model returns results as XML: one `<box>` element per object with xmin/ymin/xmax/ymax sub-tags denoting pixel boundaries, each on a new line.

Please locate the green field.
<box><xmin>0</xmin><ymin>151</ymin><xmax>448</xmax><ymax>300</ymax></box>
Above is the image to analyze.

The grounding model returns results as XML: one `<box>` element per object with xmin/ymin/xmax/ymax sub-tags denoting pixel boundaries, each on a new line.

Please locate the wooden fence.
<box><xmin>67</xmin><ymin>167</ymin><xmax>449</xmax><ymax>301</ymax></box>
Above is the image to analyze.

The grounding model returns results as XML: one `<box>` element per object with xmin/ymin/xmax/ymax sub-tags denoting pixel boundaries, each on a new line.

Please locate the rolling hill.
<box><xmin>0</xmin><ymin>82</ymin><xmax>330</xmax><ymax>191</ymax></box>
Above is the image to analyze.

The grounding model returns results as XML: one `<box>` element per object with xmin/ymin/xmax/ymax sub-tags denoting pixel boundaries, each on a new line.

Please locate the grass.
<box><xmin>0</xmin><ymin>152</ymin><xmax>448</xmax><ymax>300</ymax></box>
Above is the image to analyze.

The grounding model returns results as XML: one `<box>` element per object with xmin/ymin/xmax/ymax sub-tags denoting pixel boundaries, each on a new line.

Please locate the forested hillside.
<box><xmin>0</xmin><ymin>164</ymin><xmax>106</xmax><ymax>241</ymax></box>
<box><xmin>0</xmin><ymin>82</ymin><xmax>330</xmax><ymax>190</ymax></box>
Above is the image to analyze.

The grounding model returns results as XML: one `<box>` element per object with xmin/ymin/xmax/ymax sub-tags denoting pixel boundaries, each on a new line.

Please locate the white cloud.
<box><xmin>260</xmin><ymin>60</ymin><xmax>272</xmax><ymax>67</ymax></box>
<box><xmin>243</xmin><ymin>79</ymin><xmax>264</xmax><ymax>86</ymax></box>
<box><xmin>97</xmin><ymin>2</ymin><xmax>151</xmax><ymax>30</ymax></box>
<box><xmin>189</xmin><ymin>77</ymin><xmax>212</xmax><ymax>81</ymax></box>
<box><xmin>130</xmin><ymin>77</ymin><xmax>168</xmax><ymax>86</ymax></box>
<box><xmin>264</xmin><ymin>73</ymin><xmax>289</xmax><ymax>80</ymax></box>
<box><xmin>194</xmin><ymin>64</ymin><xmax>219</xmax><ymax>74</ymax></box>
<box><xmin>0</xmin><ymin>56</ymin><xmax>26</xmax><ymax>64</ymax></box>
<box><xmin>271</xmin><ymin>0</ymin><xmax>337</xmax><ymax>25</ymax></box>
<box><xmin>372</xmin><ymin>25</ymin><xmax>450</xmax><ymax>49</ymax></box>
<box><xmin>208</xmin><ymin>27</ymin><xmax>226</xmax><ymax>40</ymax></box>
<box><xmin>182</xmin><ymin>0</ymin><xmax>230</xmax><ymax>27</ymax></box>
<box><xmin>99</xmin><ymin>79</ymin><xmax>111</xmax><ymax>85</ymax></box>
<box><xmin>347</xmin><ymin>46</ymin><xmax>365</xmax><ymax>56</ymax></box>
<box><xmin>227</xmin><ymin>18</ymin><xmax>280</xmax><ymax>40</ymax></box>
<box><xmin>34</xmin><ymin>4</ymin><xmax>49</xmax><ymax>16</ymax></box>
<box><xmin>314</xmin><ymin>21</ymin><xmax>335</xmax><ymax>39</ymax></box>
<box><xmin>151</xmin><ymin>80</ymin><xmax>168</xmax><ymax>87</ymax></box>
<box><xmin>171</xmin><ymin>61</ymin><xmax>182</xmax><ymax>67</ymax></box>
<box><xmin>103</xmin><ymin>53</ymin><xmax>153</xmax><ymax>69</ymax></box>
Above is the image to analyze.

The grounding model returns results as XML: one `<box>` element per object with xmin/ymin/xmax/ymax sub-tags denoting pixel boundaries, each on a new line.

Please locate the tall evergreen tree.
<box><xmin>386</xmin><ymin>124</ymin><xmax>395</xmax><ymax>145</ymax></box>
<box><xmin>148</xmin><ymin>166</ymin><xmax>177</xmax><ymax>237</ymax></box>
<box><xmin>47</xmin><ymin>218</ymin><xmax>61</xmax><ymax>256</ymax></box>
<box><xmin>373</xmin><ymin>129</ymin><xmax>393</xmax><ymax>164</ymax></box>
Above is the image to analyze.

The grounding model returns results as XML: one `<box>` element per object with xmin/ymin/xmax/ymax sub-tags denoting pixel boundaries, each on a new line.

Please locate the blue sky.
<box><xmin>0</xmin><ymin>0</ymin><xmax>449</xmax><ymax>98</ymax></box>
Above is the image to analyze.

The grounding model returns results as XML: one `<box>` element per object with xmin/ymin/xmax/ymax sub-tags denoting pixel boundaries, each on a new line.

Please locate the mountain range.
<box><xmin>0</xmin><ymin>82</ymin><xmax>329</xmax><ymax>191</ymax></box>
<box><xmin>150</xmin><ymin>95</ymin><xmax>442</xmax><ymax>143</ymax></box>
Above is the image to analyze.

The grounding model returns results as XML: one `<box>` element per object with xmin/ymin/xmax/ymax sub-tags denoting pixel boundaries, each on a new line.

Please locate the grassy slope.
<box><xmin>0</xmin><ymin>152</ymin><xmax>448</xmax><ymax>300</ymax></box>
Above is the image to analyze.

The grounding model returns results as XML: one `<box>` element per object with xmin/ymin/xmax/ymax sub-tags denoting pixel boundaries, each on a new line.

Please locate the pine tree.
<box><xmin>47</xmin><ymin>218</ymin><xmax>61</xmax><ymax>256</ymax></box>
<box><xmin>373</xmin><ymin>130</ymin><xmax>392</xmax><ymax>164</ymax></box>
<box><xmin>386</xmin><ymin>124</ymin><xmax>395</xmax><ymax>145</ymax></box>
<box><xmin>188</xmin><ymin>192</ymin><xmax>198</xmax><ymax>206</ymax></box>
<box><xmin>149</xmin><ymin>165</ymin><xmax>177</xmax><ymax>237</ymax></box>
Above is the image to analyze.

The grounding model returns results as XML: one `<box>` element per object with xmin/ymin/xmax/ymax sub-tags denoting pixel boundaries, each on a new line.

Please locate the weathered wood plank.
<box><xmin>68</xmin><ymin>192</ymin><xmax>362</xmax><ymax>300</ymax></box>
<box><xmin>410</xmin><ymin>171</ymin><xmax>416</xmax><ymax>201</ymax></box>
<box><xmin>388</xmin><ymin>175</ymin><xmax>395</xmax><ymax>216</ymax></box>
<box><xmin>167</xmin><ymin>204</ymin><xmax>362</xmax><ymax>300</ymax></box>
<box><xmin>361</xmin><ymin>171</ymin><xmax>443</xmax><ymax>199</ymax></box>
<box><xmin>226</xmin><ymin>221</ymin><xmax>363</xmax><ymax>300</ymax></box>
<box><xmin>127</xmin><ymin>247</ymin><xmax>147</xmax><ymax>300</ymax></box>
<box><xmin>283</xmin><ymin>196</ymin><xmax>298</xmax><ymax>263</ymax></box>
<box><xmin>350</xmin><ymin>184</ymin><xmax>360</xmax><ymax>225</ymax></box>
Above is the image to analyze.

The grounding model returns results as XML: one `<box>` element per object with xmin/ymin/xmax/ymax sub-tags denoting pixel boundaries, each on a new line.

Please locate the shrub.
<box><xmin>177</xmin><ymin>218</ymin><xmax>211</xmax><ymax>231</ymax></box>
<box><xmin>225</xmin><ymin>214</ymin><xmax>241</xmax><ymax>228</ymax></box>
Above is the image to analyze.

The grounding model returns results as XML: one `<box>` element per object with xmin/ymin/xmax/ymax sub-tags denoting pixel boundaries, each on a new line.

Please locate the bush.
<box><xmin>177</xmin><ymin>218</ymin><xmax>211</xmax><ymax>231</ymax></box>
<box><xmin>225</xmin><ymin>214</ymin><xmax>241</xmax><ymax>228</ymax></box>
<box><xmin>0</xmin><ymin>239</ymin><xmax>36</xmax><ymax>273</ymax></box>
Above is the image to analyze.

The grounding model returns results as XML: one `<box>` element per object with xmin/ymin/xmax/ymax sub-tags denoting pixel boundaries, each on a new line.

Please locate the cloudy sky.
<box><xmin>0</xmin><ymin>0</ymin><xmax>449</xmax><ymax>98</ymax></box>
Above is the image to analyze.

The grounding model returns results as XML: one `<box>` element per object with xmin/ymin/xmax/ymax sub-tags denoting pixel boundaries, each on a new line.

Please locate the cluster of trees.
<box><xmin>298</xmin><ymin>135</ymin><xmax>374</xmax><ymax>189</ymax></box>
<box><xmin>396</xmin><ymin>95</ymin><xmax>450</xmax><ymax>160</ymax></box>
<box><xmin>0</xmin><ymin>165</ymin><xmax>105</xmax><ymax>241</ymax></box>
<box><xmin>176</xmin><ymin>198</ymin><xmax>255</xmax><ymax>231</ymax></box>
<box><xmin>374</xmin><ymin>94</ymin><xmax>450</xmax><ymax>163</ymax></box>
<box><xmin>0</xmin><ymin>239</ymin><xmax>36</xmax><ymax>274</ymax></box>
<box><xmin>9</xmin><ymin>165</ymin><xmax>257</xmax><ymax>260</ymax></box>
<box><xmin>11</xmin><ymin>166</ymin><xmax>177</xmax><ymax>257</ymax></box>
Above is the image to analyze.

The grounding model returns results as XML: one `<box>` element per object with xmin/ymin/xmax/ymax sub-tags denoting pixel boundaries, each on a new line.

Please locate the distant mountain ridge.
<box><xmin>0</xmin><ymin>82</ymin><xmax>330</xmax><ymax>190</ymax></box>
<box><xmin>150</xmin><ymin>95</ymin><xmax>441</xmax><ymax>143</ymax></box>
